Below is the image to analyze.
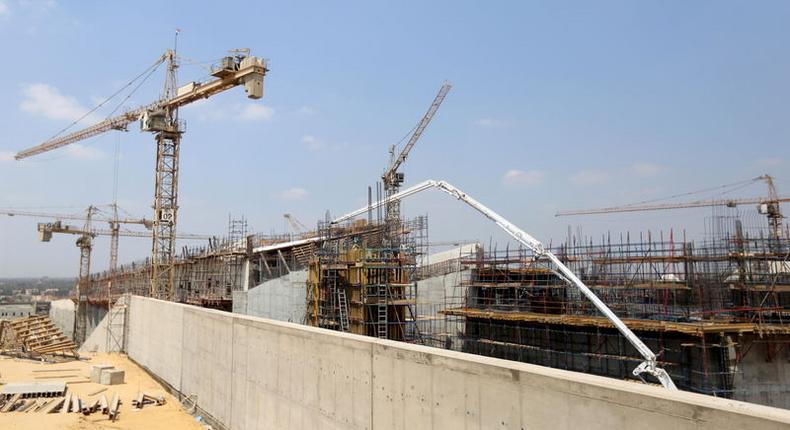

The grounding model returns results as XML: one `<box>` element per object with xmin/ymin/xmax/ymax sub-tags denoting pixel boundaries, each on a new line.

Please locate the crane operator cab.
<box><xmin>140</xmin><ymin>109</ymin><xmax>171</xmax><ymax>133</ymax></box>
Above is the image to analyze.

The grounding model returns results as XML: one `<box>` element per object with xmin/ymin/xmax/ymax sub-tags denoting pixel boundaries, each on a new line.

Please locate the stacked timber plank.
<box><xmin>0</xmin><ymin>315</ymin><xmax>78</xmax><ymax>359</ymax></box>
<box><xmin>0</xmin><ymin>385</ymin><xmax>123</xmax><ymax>419</ymax></box>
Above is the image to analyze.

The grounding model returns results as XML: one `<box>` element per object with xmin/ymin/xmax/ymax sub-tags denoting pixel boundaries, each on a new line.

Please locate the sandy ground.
<box><xmin>0</xmin><ymin>352</ymin><xmax>205</xmax><ymax>430</ymax></box>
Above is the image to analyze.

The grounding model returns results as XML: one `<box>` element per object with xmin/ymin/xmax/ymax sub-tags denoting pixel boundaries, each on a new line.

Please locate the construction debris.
<box><xmin>38</xmin><ymin>396</ymin><xmax>65</xmax><ymax>414</ymax></box>
<box><xmin>90</xmin><ymin>364</ymin><xmax>115</xmax><ymax>383</ymax></box>
<box><xmin>100</xmin><ymin>369</ymin><xmax>125</xmax><ymax>385</ymax></box>
<box><xmin>0</xmin><ymin>315</ymin><xmax>78</xmax><ymax>360</ymax></box>
<box><xmin>60</xmin><ymin>392</ymin><xmax>71</xmax><ymax>413</ymax></box>
<box><xmin>108</xmin><ymin>392</ymin><xmax>120</xmax><ymax>421</ymax></box>
<box><xmin>0</xmin><ymin>381</ymin><xmax>67</xmax><ymax>398</ymax></box>
<box><xmin>99</xmin><ymin>394</ymin><xmax>108</xmax><ymax>414</ymax></box>
<box><xmin>131</xmin><ymin>391</ymin><xmax>166</xmax><ymax>408</ymax></box>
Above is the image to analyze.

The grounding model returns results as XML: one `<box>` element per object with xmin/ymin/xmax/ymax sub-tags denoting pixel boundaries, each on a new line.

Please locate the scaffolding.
<box><xmin>306</xmin><ymin>216</ymin><xmax>427</xmax><ymax>341</ymax></box>
<box><xmin>86</xmin><ymin>223</ymin><xmax>249</xmax><ymax>311</ymax></box>
<box><xmin>422</xmin><ymin>218</ymin><xmax>789</xmax><ymax>398</ymax></box>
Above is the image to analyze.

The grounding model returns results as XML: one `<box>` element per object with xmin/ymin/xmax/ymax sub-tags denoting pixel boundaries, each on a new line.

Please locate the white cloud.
<box><xmin>64</xmin><ymin>143</ymin><xmax>104</xmax><ymax>160</ymax></box>
<box><xmin>757</xmin><ymin>157</ymin><xmax>783</xmax><ymax>167</ymax></box>
<box><xmin>195</xmin><ymin>102</ymin><xmax>274</xmax><ymax>123</ymax></box>
<box><xmin>297</xmin><ymin>106</ymin><xmax>316</xmax><ymax>115</ymax></box>
<box><xmin>279</xmin><ymin>187</ymin><xmax>309</xmax><ymax>201</ymax></box>
<box><xmin>630</xmin><ymin>162</ymin><xmax>664</xmax><ymax>177</ymax></box>
<box><xmin>302</xmin><ymin>134</ymin><xmax>327</xmax><ymax>151</ymax></box>
<box><xmin>0</xmin><ymin>151</ymin><xmax>14</xmax><ymax>161</ymax></box>
<box><xmin>569</xmin><ymin>169</ymin><xmax>610</xmax><ymax>186</ymax></box>
<box><xmin>473</xmin><ymin>117</ymin><xmax>508</xmax><ymax>128</ymax></box>
<box><xmin>0</xmin><ymin>2</ymin><xmax>9</xmax><ymax>17</ymax></box>
<box><xmin>502</xmin><ymin>169</ymin><xmax>544</xmax><ymax>188</ymax></box>
<box><xmin>19</xmin><ymin>0</ymin><xmax>56</xmax><ymax>13</ymax></box>
<box><xmin>19</xmin><ymin>83</ymin><xmax>98</xmax><ymax>123</ymax></box>
<box><xmin>238</xmin><ymin>104</ymin><xmax>274</xmax><ymax>122</ymax></box>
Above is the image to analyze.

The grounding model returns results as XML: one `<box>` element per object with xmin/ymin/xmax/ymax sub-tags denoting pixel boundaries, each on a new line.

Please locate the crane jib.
<box><xmin>14</xmin><ymin>56</ymin><xmax>267</xmax><ymax>161</ymax></box>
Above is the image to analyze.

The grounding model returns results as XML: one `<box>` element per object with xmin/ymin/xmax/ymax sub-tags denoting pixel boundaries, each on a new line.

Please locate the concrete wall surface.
<box><xmin>126</xmin><ymin>296</ymin><xmax>790</xmax><ymax>430</ymax></box>
<box><xmin>79</xmin><ymin>298</ymin><xmax>126</xmax><ymax>354</ymax></box>
<box><xmin>233</xmin><ymin>270</ymin><xmax>307</xmax><ymax>323</ymax></box>
<box><xmin>49</xmin><ymin>299</ymin><xmax>75</xmax><ymax>339</ymax></box>
<box><xmin>49</xmin><ymin>299</ymin><xmax>107</xmax><ymax>343</ymax></box>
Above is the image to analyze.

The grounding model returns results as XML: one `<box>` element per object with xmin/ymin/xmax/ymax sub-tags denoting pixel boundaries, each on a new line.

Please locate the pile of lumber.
<box><xmin>0</xmin><ymin>315</ymin><xmax>78</xmax><ymax>359</ymax></box>
<box><xmin>0</xmin><ymin>387</ymin><xmax>123</xmax><ymax>420</ymax></box>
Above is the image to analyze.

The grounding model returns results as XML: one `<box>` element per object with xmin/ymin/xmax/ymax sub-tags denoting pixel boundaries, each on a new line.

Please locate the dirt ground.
<box><xmin>0</xmin><ymin>352</ymin><xmax>205</xmax><ymax>430</ymax></box>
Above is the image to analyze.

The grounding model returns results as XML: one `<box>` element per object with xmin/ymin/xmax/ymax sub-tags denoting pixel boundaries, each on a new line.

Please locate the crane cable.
<box><xmin>47</xmin><ymin>55</ymin><xmax>168</xmax><ymax>141</ymax></box>
<box><xmin>103</xmin><ymin>61</ymin><xmax>164</xmax><ymax>118</ymax></box>
<box><xmin>615</xmin><ymin>177</ymin><xmax>761</xmax><ymax>208</ymax></box>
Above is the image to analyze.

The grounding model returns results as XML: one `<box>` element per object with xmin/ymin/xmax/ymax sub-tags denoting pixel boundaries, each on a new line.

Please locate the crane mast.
<box><xmin>150</xmin><ymin>49</ymin><xmax>182</xmax><ymax>301</ymax></box>
<box><xmin>382</xmin><ymin>83</ymin><xmax>451</xmax><ymax>237</ymax></box>
<box><xmin>37</xmin><ymin>218</ymin><xmax>212</xmax><ymax>344</ymax></box>
<box><xmin>73</xmin><ymin>206</ymin><xmax>94</xmax><ymax>345</ymax></box>
<box><xmin>5</xmin><ymin>205</ymin><xmax>205</xmax><ymax>344</ymax></box>
<box><xmin>15</xmin><ymin>48</ymin><xmax>269</xmax><ymax>301</ymax></box>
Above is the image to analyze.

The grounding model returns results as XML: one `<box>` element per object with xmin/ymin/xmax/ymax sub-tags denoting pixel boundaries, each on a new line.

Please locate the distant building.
<box><xmin>0</xmin><ymin>302</ymin><xmax>37</xmax><ymax>319</ymax></box>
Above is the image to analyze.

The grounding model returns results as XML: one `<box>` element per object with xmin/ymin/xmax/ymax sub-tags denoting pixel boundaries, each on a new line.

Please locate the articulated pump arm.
<box><xmin>333</xmin><ymin>179</ymin><xmax>678</xmax><ymax>390</ymax></box>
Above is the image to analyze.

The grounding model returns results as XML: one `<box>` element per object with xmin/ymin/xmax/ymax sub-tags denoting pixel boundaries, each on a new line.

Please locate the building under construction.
<box><xmin>432</xmin><ymin>214</ymin><xmax>790</xmax><ymax>408</ymax></box>
<box><xmin>306</xmin><ymin>217</ymin><xmax>427</xmax><ymax>340</ymax></box>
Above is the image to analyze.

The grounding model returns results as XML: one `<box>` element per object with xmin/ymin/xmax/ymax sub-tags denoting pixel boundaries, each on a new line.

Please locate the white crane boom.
<box><xmin>332</xmin><ymin>179</ymin><xmax>677</xmax><ymax>390</ymax></box>
<box><xmin>383</xmin><ymin>83</ymin><xmax>452</xmax><ymax>186</ymax></box>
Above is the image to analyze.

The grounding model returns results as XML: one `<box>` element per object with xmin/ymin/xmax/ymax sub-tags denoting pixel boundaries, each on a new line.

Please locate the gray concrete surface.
<box><xmin>49</xmin><ymin>299</ymin><xmax>107</xmax><ymax>343</ymax></box>
<box><xmin>732</xmin><ymin>333</ymin><xmax>790</xmax><ymax>409</ymax></box>
<box><xmin>126</xmin><ymin>296</ymin><xmax>790</xmax><ymax>430</ymax></box>
<box><xmin>49</xmin><ymin>299</ymin><xmax>75</xmax><ymax>339</ymax></box>
<box><xmin>233</xmin><ymin>269</ymin><xmax>307</xmax><ymax>323</ymax></box>
<box><xmin>79</xmin><ymin>299</ymin><xmax>126</xmax><ymax>354</ymax></box>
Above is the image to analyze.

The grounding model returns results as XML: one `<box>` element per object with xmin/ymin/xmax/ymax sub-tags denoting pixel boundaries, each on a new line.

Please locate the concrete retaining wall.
<box><xmin>49</xmin><ymin>299</ymin><xmax>107</xmax><ymax>342</ymax></box>
<box><xmin>126</xmin><ymin>296</ymin><xmax>790</xmax><ymax>430</ymax></box>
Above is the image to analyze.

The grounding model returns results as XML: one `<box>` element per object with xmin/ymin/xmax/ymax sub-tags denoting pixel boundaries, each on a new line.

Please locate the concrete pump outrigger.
<box><xmin>333</xmin><ymin>179</ymin><xmax>678</xmax><ymax>390</ymax></box>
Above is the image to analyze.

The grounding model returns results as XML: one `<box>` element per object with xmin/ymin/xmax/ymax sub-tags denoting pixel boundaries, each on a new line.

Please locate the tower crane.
<box><xmin>15</xmin><ymin>48</ymin><xmax>269</xmax><ymax>300</ymax></box>
<box><xmin>1</xmin><ymin>206</ymin><xmax>155</xmax><ymax>342</ymax></box>
<box><xmin>382</xmin><ymin>83</ymin><xmax>451</xmax><ymax>232</ymax></box>
<box><xmin>555</xmin><ymin>174</ymin><xmax>789</xmax><ymax>240</ymax></box>
<box><xmin>36</xmin><ymin>215</ymin><xmax>212</xmax><ymax>344</ymax></box>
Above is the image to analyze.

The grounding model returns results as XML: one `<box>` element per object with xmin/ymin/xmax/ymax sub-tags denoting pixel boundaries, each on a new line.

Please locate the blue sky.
<box><xmin>1</xmin><ymin>1</ymin><xmax>789</xmax><ymax>276</ymax></box>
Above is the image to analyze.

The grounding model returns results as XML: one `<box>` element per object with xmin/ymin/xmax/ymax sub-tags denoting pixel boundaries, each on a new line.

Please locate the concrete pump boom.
<box><xmin>332</xmin><ymin>179</ymin><xmax>678</xmax><ymax>390</ymax></box>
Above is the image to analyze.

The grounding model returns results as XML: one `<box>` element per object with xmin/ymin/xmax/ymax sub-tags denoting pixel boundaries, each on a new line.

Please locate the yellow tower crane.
<box><xmin>15</xmin><ymin>48</ymin><xmax>268</xmax><ymax>301</ymax></box>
